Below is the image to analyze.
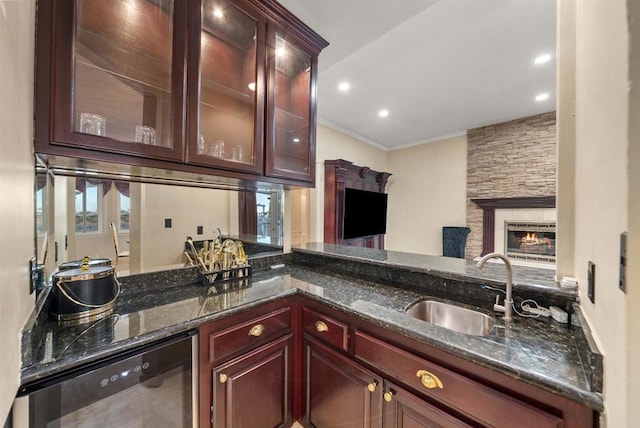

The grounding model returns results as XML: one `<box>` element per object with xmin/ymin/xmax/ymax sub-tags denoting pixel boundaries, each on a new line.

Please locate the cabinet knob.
<box><xmin>383</xmin><ymin>391</ymin><xmax>394</xmax><ymax>402</ymax></box>
<box><xmin>416</xmin><ymin>370</ymin><xmax>444</xmax><ymax>389</ymax></box>
<box><xmin>248</xmin><ymin>324</ymin><xmax>265</xmax><ymax>337</ymax></box>
<box><xmin>315</xmin><ymin>320</ymin><xmax>329</xmax><ymax>332</ymax></box>
<box><xmin>367</xmin><ymin>381</ymin><xmax>378</xmax><ymax>392</ymax></box>
<box><xmin>219</xmin><ymin>373</ymin><xmax>228</xmax><ymax>384</ymax></box>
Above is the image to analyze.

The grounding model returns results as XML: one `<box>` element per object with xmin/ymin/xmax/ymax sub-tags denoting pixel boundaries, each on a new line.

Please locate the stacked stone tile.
<box><xmin>466</xmin><ymin>112</ymin><xmax>556</xmax><ymax>259</ymax></box>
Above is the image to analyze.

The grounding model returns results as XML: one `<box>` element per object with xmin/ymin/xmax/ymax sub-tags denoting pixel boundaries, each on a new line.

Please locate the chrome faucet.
<box><xmin>477</xmin><ymin>253</ymin><xmax>514</xmax><ymax>322</ymax></box>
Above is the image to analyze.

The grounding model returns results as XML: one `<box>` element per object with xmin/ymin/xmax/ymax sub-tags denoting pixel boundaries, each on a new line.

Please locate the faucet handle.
<box><xmin>493</xmin><ymin>295</ymin><xmax>505</xmax><ymax>313</ymax></box>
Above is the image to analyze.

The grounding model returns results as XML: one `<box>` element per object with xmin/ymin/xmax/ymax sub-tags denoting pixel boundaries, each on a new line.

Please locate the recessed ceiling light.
<box><xmin>293</xmin><ymin>138</ymin><xmax>300</xmax><ymax>143</ymax></box>
<box><xmin>535</xmin><ymin>93</ymin><xmax>550</xmax><ymax>101</ymax></box>
<box><xmin>338</xmin><ymin>82</ymin><xmax>350</xmax><ymax>92</ymax></box>
<box><xmin>213</xmin><ymin>8</ymin><xmax>223</xmax><ymax>18</ymax></box>
<box><xmin>248</xmin><ymin>82</ymin><xmax>256</xmax><ymax>91</ymax></box>
<box><xmin>534</xmin><ymin>53</ymin><xmax>552</xmax><ymax>65</ymax></box>
<box><xmin>378</xmin><ymin>109</ymin><xmax>389</xmax><ymax>118</ymax></box>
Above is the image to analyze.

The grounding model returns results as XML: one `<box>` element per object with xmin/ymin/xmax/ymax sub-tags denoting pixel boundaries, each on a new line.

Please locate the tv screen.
<box><xmin>343</xmin><ymin>188</ymin><xmax>388</xmax><ymax>240</ymax></box>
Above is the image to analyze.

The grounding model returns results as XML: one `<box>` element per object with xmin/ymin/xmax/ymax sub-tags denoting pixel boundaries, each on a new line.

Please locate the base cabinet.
<box><xmin>300</xmin><ymin>299</ymin><xmax>594</xmax><ymax>428</ymax></box>
<box><xmin>303</xmin><ymin>336</ymin><xmax>382</xmax><ymax>428</ymax></box>
<box><xmin>199</xmin><ymin>297</ymin><xmax>595</xmax><ymax>428</ymax></box>
<box><xmin>212</xmin><ymin>334</ymin><xmax>293</xmax><ymax>428</ymax></box>
<box><xmin>199</xmin><ymin>298</ymin><xmax>295</xmax><ymax>428</ymax></box>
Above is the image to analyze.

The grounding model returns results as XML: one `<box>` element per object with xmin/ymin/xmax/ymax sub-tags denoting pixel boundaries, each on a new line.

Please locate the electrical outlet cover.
<box><xmin>29</xmin><ymin>257</ymin><xmax>36</xmax><ymax>294</ymax></box>
<box><xmin>620</xmin><ymin>232</ymin><xmax>627</xmax><ymax>293</ymax></box>
<box><xmin>588</xmin><ymin>261</ymin><xmax>596</xmax><ymax>304</ymax></box>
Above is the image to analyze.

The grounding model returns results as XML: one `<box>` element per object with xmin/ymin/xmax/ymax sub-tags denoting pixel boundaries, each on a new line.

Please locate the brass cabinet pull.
<box><xmin>219</xmin><ymin>373</ymin><xmax>228</xmax><ymax>384</ymax></box>
<box><xmin>315</xmin><ymin>320</ymin><xmax>329</xmax><ymax>332</ymax></box>
<box><xmin>416</xmin><ymin>370</ymin><xmax>444</xmax><ymax>389</ymax></box>
<box><xmin>248</xmin><ymin>324</ymin><xmax>265</xmax><ymax>337</ymax></box>
<box><xmin>383</xmin><ymin>391</ymin><xmax>394</xmax><ymax>402</ymax></box>
<box><xmin>367</xmin><ymin>381</ymin><xmax>378</xmax><ymax>392</ymax></box>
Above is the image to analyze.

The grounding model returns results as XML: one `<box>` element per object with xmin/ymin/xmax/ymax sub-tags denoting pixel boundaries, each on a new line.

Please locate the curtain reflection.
<box><xmin>238</xmin><ymin>191</ymin><xmax>257</xmax><ymax>235</ymax></box>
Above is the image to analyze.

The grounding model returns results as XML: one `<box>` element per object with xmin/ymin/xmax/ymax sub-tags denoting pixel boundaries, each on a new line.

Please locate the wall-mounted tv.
<box><xmin>343</xmin><ymin>188</ymin><xmax>388</xmax><ymax>240</ymax></box>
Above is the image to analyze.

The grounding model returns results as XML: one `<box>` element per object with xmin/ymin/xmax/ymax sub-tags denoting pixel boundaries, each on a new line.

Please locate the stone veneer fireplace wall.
<box><xmin>466</xmin><ymin>112</ymin><xmax>557</xmax><ymax>260</ymax></box>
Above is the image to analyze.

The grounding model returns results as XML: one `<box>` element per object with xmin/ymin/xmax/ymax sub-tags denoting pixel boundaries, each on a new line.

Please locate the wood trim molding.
<box><xmin>471</xmin><ymin>196</ymin><xmax>556</xmax><ymax>209</ymax></box>
<box><xmin>471</xmin><ymin>196</ymin><xmax>556</xmax><ymax>256</ymax></box>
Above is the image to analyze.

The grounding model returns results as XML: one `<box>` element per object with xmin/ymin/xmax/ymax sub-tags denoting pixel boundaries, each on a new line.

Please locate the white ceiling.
<box><xmin>277</xmin><ymin>0</ymin><xmax>557</xmax><ymax>150</ymax></box>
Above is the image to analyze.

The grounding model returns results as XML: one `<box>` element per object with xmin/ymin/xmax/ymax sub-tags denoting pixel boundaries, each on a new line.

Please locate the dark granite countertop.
<box><xmin>20</xmin><ymin>259</ymin><xmax>603</xmax><ymax>412</ymax></box>
<box><xmin>294</xmin><ymin>243</ymin><xmax>566</xmax><ymax>292</ymax></box>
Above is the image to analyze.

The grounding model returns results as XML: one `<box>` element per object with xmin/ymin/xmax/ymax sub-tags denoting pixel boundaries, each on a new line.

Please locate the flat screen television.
<box><xmin>342</xmin><ymin>188</ymin><xmax>388</xmax><ymax>240</ymax></box>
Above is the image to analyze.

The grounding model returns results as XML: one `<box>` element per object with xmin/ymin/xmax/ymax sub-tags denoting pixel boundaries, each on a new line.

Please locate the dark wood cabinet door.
<box><xmin>303</xmin><ymin>336</ymin><xmax>383</xmax><ymax>428</ymax></box>
<box><xmin>185</xmin><ymin>0</ymin><xmax>265</xmax><ymax>174</ymax></box>
<box><xmin>265</xmin><ymin>24</ymin><xmax>320</xmax><ymax>184</ymax></box>
<box><xmin>212</xmin><ymin>334</ymin><xmax>293</xmax><ymax>428</ymax></box>
<box><xmin>383</xmin><ymin>382</ymin><xmax>473</xmax><ymax>428</ymax></box>
<box><xmin>36</xmin><ymin>0</ymin><xmax>187</xmax><ymax>162</ymax></box>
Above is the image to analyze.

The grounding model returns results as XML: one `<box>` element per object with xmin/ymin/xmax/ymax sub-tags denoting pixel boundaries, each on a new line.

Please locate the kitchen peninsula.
<box><xmin>19</xmin><ymin>245</ymin><xmax>603</xmax><ymax>427</ymax></box>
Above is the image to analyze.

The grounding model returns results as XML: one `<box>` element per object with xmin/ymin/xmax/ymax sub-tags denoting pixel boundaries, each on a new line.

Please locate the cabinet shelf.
<box><xmin>76</xmin><ymin>60</ymin><xmax>172</xmax><ymax>97</ymax></box>
<box><xmin>77</xmin><ymin>27</ymin><xmax>173</xmax><ymax>93</ymax></box>
<box><xmin>274</xmin><ymin>107</ymin><xmax>308</xmax><ymax>133</ymax></box>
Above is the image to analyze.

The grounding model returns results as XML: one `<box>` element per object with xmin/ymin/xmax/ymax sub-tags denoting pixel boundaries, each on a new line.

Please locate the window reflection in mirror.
<box><xmin>35</xmin><ymin>172</ymin><xmax>283</xmax><ymax>278</ymax></box>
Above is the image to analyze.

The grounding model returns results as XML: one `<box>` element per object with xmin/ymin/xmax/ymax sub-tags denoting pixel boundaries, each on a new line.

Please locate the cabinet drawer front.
<box><xmin>302</xmin><ymin>307</ymin><xmax>348</xmax><ymax>351</ymax></box>
<box><xmin>354</xmin><ymin>331</ymin><xmax>564</xmax><ymax>428</ymax></box>
<box><xmin>209</xmin><ymin>306</ymin><xmax>291</xmax><ymax>363</ymax></box>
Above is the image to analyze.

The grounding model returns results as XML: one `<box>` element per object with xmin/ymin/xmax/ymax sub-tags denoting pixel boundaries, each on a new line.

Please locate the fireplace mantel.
<box><xmin>471</xmin><ymin>196</ymin><xmax>556</xmax><ymax>256</ymax></box>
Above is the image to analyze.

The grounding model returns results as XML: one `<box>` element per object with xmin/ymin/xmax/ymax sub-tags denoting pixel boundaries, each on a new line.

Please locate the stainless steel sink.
<box><xmin>405</xmin><ymin>299</ymin><xmax>495</xmax><ymax>336</ymax></box>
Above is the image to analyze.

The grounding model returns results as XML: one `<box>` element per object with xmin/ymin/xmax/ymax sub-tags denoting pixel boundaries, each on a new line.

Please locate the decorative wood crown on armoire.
<box><xmin>324</xmin><ymin>159</ymin><xmax>392</xmax><ymax>249</ymax></box>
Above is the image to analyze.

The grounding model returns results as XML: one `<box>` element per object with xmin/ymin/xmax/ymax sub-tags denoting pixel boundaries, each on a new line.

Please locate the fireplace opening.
<box><xmin>505</xmin><ymin>222</ymin><xmax>555</xmax><ymax>263</ymax></box>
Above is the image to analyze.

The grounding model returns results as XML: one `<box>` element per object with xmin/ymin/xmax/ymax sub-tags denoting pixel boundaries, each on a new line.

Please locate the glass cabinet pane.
<box><xmin>73</xmin><ymin>0</ymin><xmax>175</xmax><ymax>148</ymax></box>
<box><xmin>197</xmin><ymin>0</ymin><xmax>258</xmax><ymax>165</ymax></box>
<box><xmin>273</xmin><ymin>34</ymin><xmax>312</xmax><ymax>175</ymax></box>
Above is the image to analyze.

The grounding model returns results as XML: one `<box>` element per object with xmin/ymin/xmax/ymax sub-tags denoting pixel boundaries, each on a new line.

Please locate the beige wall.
<box><xmin>0</xmin><ymin>0</ymin><xmax>37</xmax><ymax>421</ymax></box>
<box><xmin>627</xmin><ymin>1</ymin><xmax>640</xmax><ymax>424</ymax></box>
<box><xmin>555</xmin><ymin>0</ymin><xmax>576</xmax><ymax>279</ymax></box>
<box><xmin>386</xmin><ymin>135</ymin><xmax>467</xmax><ymax>255</ymax></box>
<box><xmin>560</xmin><ymin>0</ymin><xmax>638</xmax><ymax>426</ymax></box>
<box><xmin>136</xmin><ymin>184</ymin><xmax>230</xmax><ymax>269</ymax></box>
<box><xmin>308</xmin><ymin>124</ymin><xmax>388</xmax><ymax>243</ymax></box>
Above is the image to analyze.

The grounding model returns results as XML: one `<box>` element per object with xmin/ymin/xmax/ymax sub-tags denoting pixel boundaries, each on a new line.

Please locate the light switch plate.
<box><xmin>620</xmin><ymin>232</ymin><xmax>627</xmax><ymax>293</ymax></box>
<box><xmin>29</xmin><ymin>256</ymin><xmax>36</xmax><ymax>294</ymax></box>
<box><xmin>588</xmin><ymin>261</ymin><xmax>596</xmax><ymax>304</ymax></box>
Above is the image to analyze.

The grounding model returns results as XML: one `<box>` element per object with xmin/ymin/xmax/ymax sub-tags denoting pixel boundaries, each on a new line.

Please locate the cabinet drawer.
<box><xmin>354</xmin><ymin>331</ymin><xmax>564</xmax><ymax>428</ymax></box>
<box><xmin>208</xmin><ymin>306</ymin><xmax>291</xmax><ymax>363</ymax></box>
<box><xmin>302</xmin><ymin>307</ymin><xmax>348</xmax><ymax>351</ymax></box>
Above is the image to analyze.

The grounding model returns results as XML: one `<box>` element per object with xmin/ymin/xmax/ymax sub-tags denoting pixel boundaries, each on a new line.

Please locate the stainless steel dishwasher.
<box><xmin>13</xmin><ymin>331</ymin><xmax>198</xmax><ymax>428</ymax></box>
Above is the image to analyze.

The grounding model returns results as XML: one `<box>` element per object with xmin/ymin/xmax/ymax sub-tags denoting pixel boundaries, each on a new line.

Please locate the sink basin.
<box><xmin>405</xmin><ymin>299</ymin><xmax>495</xmax><ymax>336</ymax></box>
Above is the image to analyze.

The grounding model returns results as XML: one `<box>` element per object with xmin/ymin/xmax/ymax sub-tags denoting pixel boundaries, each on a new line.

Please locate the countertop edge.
<box><xmin>291</xmin><ymin>246</ymin><xmax>576</xmax><ymax>298</ymax></box>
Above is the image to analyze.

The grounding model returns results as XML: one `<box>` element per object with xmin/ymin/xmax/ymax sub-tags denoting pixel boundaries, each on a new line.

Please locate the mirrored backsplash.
<box><xmin>35</xmin><ymin>165</ymin><xmax>283</xmax><ymax>279</ymax></box>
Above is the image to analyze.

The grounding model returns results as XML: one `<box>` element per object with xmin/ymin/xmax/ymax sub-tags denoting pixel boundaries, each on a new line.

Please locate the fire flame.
<box><xmin>520</xmin><ymin>233</ymin><xmax>552</xmax><ymax>250</ymax></box>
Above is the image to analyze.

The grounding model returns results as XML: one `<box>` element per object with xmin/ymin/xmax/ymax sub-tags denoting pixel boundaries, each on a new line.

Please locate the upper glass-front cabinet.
<box><xmin>35</xmin><ymin>0</ymin><xmax>327</xmax><ymax>185</ymax></box>
<box><xmin>42</xmin><ymin>0</ymin><xmax>186</xmax><ymax>160</ymax></box>
<box><xmin>186</xmin><ymin>0</ymin><xmax>264</xmax><ymax>174</ymax></box>
<box><xmin>266</xmin><ymin>27</ymin><xmax>318</xmax><ymax>183</ymax></box>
